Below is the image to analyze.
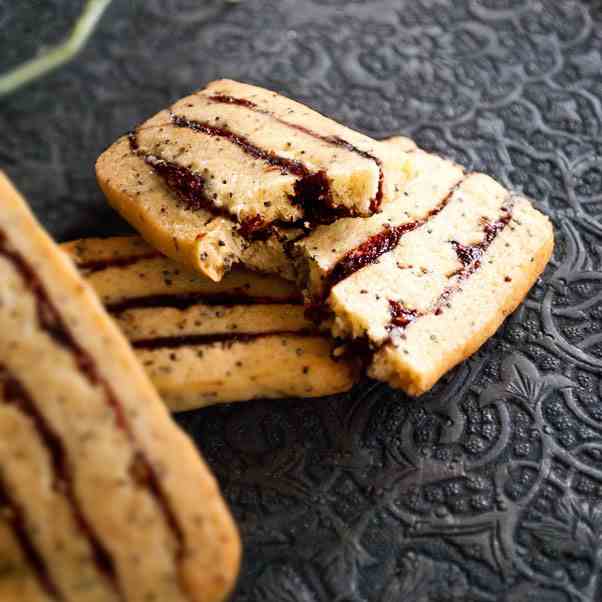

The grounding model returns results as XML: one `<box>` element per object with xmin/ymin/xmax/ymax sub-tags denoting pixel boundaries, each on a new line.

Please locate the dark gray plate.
<box><xmin>2</xmin><ymin>1</ymin><xmax>602</xmax><ymax>600</ymax></box>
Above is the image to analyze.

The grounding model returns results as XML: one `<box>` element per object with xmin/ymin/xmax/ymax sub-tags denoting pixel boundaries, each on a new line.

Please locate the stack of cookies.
<box><xmin>0</xmin><ymin>80</ymin><xmax>553</xmax><ymax>600</ymax></box>
<box><xmin>96</xmin><ymin>79</ymin><xmax>553</xmax><ymax>401</ymax></box>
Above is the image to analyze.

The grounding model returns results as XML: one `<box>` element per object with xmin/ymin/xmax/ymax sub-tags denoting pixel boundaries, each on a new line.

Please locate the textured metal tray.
<box><xmin>2</xmin><ymin>1</ymin><xmax>602</xmax><ymax>600</ymax></box>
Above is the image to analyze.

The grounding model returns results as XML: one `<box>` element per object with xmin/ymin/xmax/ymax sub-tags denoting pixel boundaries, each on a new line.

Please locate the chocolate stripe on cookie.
<box><xmin>171</xmin><ymin>115</ymin><xmax>308</xmax><ymax>177</ymax></box>
<box><xmin>107</xmin><ymin>292</ymin><xmax>302</xmax><ymax>314</ymax></box>
<box><xmin>207</xmin><ymin>93</ymin><xmax>385</xmax><ymax>212</ymax></box>
<box><xmin>324</xmin><ymin>178</ymin><xmax>467</xmax><ymax>297</ymax></box>
<box><xmin>148</xmin><ymin>153</ymin><xmax>250</xmax><ymax>224</ymax></box>
<box><xmin>132</xmin><ymin>330</ymin><xmax>317</xmax><ymax>350</ymax></box>
<box><xmin>0</xmin><ymin>481</ymin><xmax>60</xmax><ymax>599</ymax></box>
<box><xmin>76</xmin><ymin>252</ymin><xmax>161</xmax><ymax>274</ymax></box>
<box><xmin>387</xmin><ymin>197</ymin><xmax>515</xmax><ymax>333</ymax></box>
<box><xmin>0</xmin><ymin>234</ymin><xmax>187</xmax><ymax>592</ymax></box>
<box><xmin>1</xmin><ymin>370</ymin><xmax>120</xmax><ymax>598</ymax></box>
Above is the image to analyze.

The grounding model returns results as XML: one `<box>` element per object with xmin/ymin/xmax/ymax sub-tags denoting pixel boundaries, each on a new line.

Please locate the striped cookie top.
<box><xmin>63</xmin><ymin>237</ymin><xmax>357</xmax><ymax>409</ymax></box>
<box><xmin>130</xmin><ymin>79</ymin><xmax>411</xmax><ymax>227</ymax></box>
<box><xmin>96</xmin><ymin>136</ymin><xmax>303</xmax><ymax>282</ymax></box>
<box><xmin>295</xmin><ymin>155</ymin><xmax>554</xmax><ymax>396</ymax></box>
<box><xmin>0</xmin><ymin>174</ymin><xmax>240</xmax><ymax>602</ymax></box>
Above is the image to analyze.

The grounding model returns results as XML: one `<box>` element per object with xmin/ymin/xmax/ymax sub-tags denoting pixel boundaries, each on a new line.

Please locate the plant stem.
<box><xmin>0</xmin><ymin>0</ymin><xmax>112</xmax><ymax>98</ymax></box>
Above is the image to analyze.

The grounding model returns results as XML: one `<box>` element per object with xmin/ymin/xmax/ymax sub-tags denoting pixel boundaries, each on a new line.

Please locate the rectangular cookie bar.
<box><xmin>301</xmin><ymin>163</ymin><xmax>554</xmax><ymax>396</ymax></box>
<box><xmin>96</xmin><ymin>79</ymin><xmax>416</xmax><ymax>281</ymax></box>
<box><xmin>96</xmin><ymin>134</ymin><xmax>300</xmax><ymax>282</ymax></box>
<box><xmin>62</xmin><ymin>236</ymin><xmax>358</xmax><ymax>410</ymax></box>
<box><xmin>0</xmin><ymin>173</ymin><xmax>240</xmax><ymax>602</ymax></box>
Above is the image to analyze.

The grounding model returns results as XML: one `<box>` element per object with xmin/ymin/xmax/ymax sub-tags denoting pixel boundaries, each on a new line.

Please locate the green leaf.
<box><xmin>0</xmin><ymin>0</ymin><xmax>112</xmax><ymax>97</ymax></box>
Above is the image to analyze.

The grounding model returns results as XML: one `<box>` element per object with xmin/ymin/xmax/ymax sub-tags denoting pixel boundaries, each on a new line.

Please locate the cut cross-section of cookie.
<box><xmin>96</xmin><ymin>79</ymin><xmax>415</xmax><ymax>281</ymax></box>
<box><xmin>62</xmin><ymin>236</ymin><xmax>358</xmax><ymax>410</ymax></box>
<box><xmin>310</xmin><ymin>170</ymin><xmax>554</xmax><ymax>396</ymax></box>
<box><xmin>0</xmin><ymin>174</ymin><xmax>240</xmax><ymax>602</ymax></box>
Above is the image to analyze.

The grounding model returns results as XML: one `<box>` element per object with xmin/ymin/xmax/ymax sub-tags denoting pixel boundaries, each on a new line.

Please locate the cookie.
<box><xmin>96</xmin><ymin>136</ymin><xmax>300</xmax><ymax>282</ymax></box>
<box><xmin>0</xmin><ymin>173</ymin><xmax>240</xmax><ymax>601</ymax></box>
<box><xmin>96</xmin><ymin>79</ymin><xmax>415</xmax><ymax>281</ymax></box>
<box><xmin>340</xmin><ymin>174</ymin><xmax>553</xmax><ymax>395</ymax></box>
<box><xmin>62</xmin><ymin>236</ymin><xmax>358</xmax><ymax>410</ymax></box>
<box><xmin>300</xmin><ymin>163</ymin><xmax>554</xmax><ymax>396</ymax></box>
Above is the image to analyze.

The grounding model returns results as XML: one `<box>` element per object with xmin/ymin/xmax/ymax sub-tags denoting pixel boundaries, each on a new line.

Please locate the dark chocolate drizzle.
<box><xmin>451</xmin><ymin>208</ymin><xmax>513</xmax><ymax>269</ymax></box>
<box><xmin>450</xmin><ymin>240</ymin><xmax>482</xmax><ymax>266</ymax></box>
<box><xmin>324</xmin><ymin>179</ymin><xmax>464</xmax><ymax>298</ymax></box>
<box><xmin>207</xmin><ymin>93</ymin><xmax>385</xmax><ymax>212</ymax></box>
<box><xmin>386</xmin><ymin>200</ymin><xmax>515</xmax><ymax>334</ymax></box>
<box><xmin>292</xmin><ymin>170</ymin><xmax>351</xmax><ymax>226</ymax></box>
<box><xmin>1</xmin><ymin>371</ymin><xmax>119</xmax><ymax>598</ymax></box>
<box><xmin>0</xmin><ymin>233</ymin><xmax>187</xmax><ymax>594</ymax></box>
<box><xmin>208</xmin><ymin>93</ymin><xmax>257</xmax><ymax>109</ymax></box>
<box><xmin>388</xmin><ymin>303</ymin><xmax>419</xmax><ymax>329</ymax></box>
<box><xmin>0</xmin><ymin>481</ymin><xmax>60</xmax><ymax>599</ymax></box>
<box><xmin>107</xmin><ymin>292</ymin><xmax>302</xmax><ymax>314</ymax></box>
<box><xmin>171</xmin><ymin>114</ymin><xmax>308</xmax><ymax>176</ymax></box>
<box><xmin>76</xmin><ymin>252</ymin><xmax>161</xmax><ymax>274</ymax></box>
<box><xmin>128</xmin><ymin>133</ymin><xmax>236</xmax><ymax>224</ymax></box>
<box><xmin>132</xmin><ymin>330</ymin><xmax>316</xmax><ymax>351</ymax></box>
<box><xmin>238</xmin><ymin>215</ymin><xmax>266</xmax><ymax>238</ymax></box>
<box><xmin>144</xmin><ymin>156</ymin><xmax>215</xmax><ymax>214</ymax></box>
<box><xmin>0</xmin><ymin>237</ymin><xmax>110</xmax><ymax>388</ymax></box>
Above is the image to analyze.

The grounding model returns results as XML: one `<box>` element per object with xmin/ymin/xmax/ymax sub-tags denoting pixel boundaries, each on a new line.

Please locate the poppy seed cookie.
<box><xmin>317</xmin><ymin>170</ymin><xmax>554</xmax><ymax>395</ymax></box>
<box><xmin>0</xmin><ymin>173</ymin><xmax>240</xmax><ymax>602</ymax></box>
<box><xmin>96</xmin><ymin>80</ymin><xmax>415</xmax><ymax>280</ymax></box>
<box><xmin>62</xmin><ymin>236</ymin><xmax>358</xmax><ymax>409</ymax></box>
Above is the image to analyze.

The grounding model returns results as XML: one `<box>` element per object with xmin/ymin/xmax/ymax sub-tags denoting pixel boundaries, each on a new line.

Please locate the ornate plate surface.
<box><xmin>1</xmin><ymin>1</ymin><xmax>602</xmax><ymax>600</ymax></box>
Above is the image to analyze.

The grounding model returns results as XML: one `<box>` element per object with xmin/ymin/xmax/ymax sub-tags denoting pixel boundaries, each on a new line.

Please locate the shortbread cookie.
<box><xmin>62</xmin><ymin>236</ymin><xmax>358</xmax><ymax>410</ymax></box>
<box><xmin>96</xmin><ymin>135</ymin><xmax>300</xmax><ymax>281</ymax></box>
<box><xmin>303</xmin><ymin>169</ymin><xmax>554</xmax><ymax>396</ymax></box>
<box><xmin>96</xmin><ymin>79</ymin><xmax>415</xmax><ymax>280</ymax></box>
<box><xmin>0</xmin><ymin>173</ymin><xmax>240</xmax><ymax>602</ymax></box>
